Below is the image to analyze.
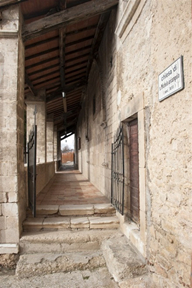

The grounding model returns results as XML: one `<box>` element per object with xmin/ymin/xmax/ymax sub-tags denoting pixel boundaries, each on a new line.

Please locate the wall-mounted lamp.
<box><xmin>62</xmin><ymin>92</ymin><xmax>65</xmax><ymax>98</ymax></box>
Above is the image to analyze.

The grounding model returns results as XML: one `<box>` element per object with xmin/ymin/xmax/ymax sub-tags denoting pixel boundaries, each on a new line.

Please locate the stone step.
<box><xmin>27</xmin><ymin>203</ymin><xmax>116</xmax><ymax>217</ymax></box>
<box><xmin>19</xmin><ymin>230</ymin><xmax>117</xmax><ymax>254</ymax></box>
<box><xmin>23</xmin><ymin>215</ymin><xmax>120</xmax><ymax>232</ymax></box>
<box><xmin>101</xmin><ymin>233</ymin><xmax>149</xmax><ymax>285</ymax></box>
<box><xmin>16</xmin><ymin>250</ymin><xmax>106</xmax><ymax>278</ymax></box>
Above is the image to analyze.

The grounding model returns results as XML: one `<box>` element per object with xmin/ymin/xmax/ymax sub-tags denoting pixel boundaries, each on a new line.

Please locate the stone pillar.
<box><xmin>46</xmin><ymin>119</ymin><xmax>54</xmax><ymax>162</ymax></box>
<box><xmin>0</xmin><ymin>6</ymin><xmax>25</xmax><ymax>253</ymax></box>
<box><xmin>26</xmin><ymin>91</ymin><xmax>46</xmax><ymax>164</ymax></box>
<box><xmin>53</xmin><ymin>129</ymin><xmax>58</xmax><ymax>170</ymax></box>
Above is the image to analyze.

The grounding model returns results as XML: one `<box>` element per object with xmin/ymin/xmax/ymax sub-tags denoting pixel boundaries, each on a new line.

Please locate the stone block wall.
<box><xmin>76</xmin><ymin>0</ymin><xmax>192</xmax><ymax>286</ymax></box>
<box><xmin>0</xmin><ymin>6</ymin><xmax>25</xmax><ymax>251</ymax></box>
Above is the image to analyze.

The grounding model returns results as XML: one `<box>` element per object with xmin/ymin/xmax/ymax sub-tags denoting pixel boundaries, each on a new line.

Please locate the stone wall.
<box><xmin>76</xmin><ymin>0</ymin><xmax>192</xmax><ymax>286</ymax></box>
<box><xmin>0</xmin><ymin>6</ymin><xmax>25</xmax><ymax>252</ymax></box>
<box><xmin>36</xmin><ymin>162</ymin><xmax>55</xmax><ymax>195</ymax></box>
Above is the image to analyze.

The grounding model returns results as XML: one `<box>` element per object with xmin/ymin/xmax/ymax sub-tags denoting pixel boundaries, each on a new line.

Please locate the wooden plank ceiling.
<box><xmin>17</xmin><ymin>0</ymin><xmax>118</xmax><ymax>138</ymax></box>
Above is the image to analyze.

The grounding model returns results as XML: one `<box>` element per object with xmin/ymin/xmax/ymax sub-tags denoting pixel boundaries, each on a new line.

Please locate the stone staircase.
<box><xmin>16</xmin><ymin>204</ymin><xmax>149</xmax><ymax>287</ymax></box>
<box><xmin>23</xmin><ymin>203</ymin><xmax>119</xmax><ymax>231</ymax></box>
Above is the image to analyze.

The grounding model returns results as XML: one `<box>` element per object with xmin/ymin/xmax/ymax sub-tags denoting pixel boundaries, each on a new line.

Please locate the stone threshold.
<box><xmin>23</xmin><ymin>215</ymin><xmax>120</xmax><ymax>231</ymax></box>
<box><xmin>27</xmin><ymin>203</ymin><xmax>116</xmax><ymax>217</ymax></box>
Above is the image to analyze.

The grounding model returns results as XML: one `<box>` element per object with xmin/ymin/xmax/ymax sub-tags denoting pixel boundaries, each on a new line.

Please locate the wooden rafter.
<box><xmin>46</xmin><ymin>81</ymin><xmax>86</xmax><ymax>102</ymax></box>
<box><xmin>25</xmin><ymin>47</ymin><xmax>58</xmax><ymax>61</ymax></box>
<box><xmin>22</xmin><ymin>0</ymin><xmax>119</xmax><ymax>41</ymax></box>
<box><xmin>0</xmin><ymin>0</ymin><xmax>27</xmax><ymax>8</ymax></box>
<box><xmin>28</xmin><ymin>63</ymin><xmax>59</xmax><ymax>77</ymax></box>
<box><xmin>86</xmin><ymin>11</ymin><xmax>111</xmax><ymax>79</ymax></box>
<box><xmin>26</xmin><ymin>56</ymin><xmax>59</xmax><ymax>70</ymax></box>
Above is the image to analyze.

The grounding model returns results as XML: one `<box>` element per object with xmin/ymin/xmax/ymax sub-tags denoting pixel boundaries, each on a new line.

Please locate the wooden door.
<box><xmin>128</xmin><ymin>119</ymin><xmax>140</xmax><ymax>223</ymax></box>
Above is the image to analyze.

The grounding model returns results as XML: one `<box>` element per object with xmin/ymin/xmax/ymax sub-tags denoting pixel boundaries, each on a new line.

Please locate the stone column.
<box><xmin>46</xmin><ymin>118</ymin><xmax>54</xmax><ymax>163</ymax></box>
<box><xmin>53</xmin><ymin>129</ymin><xmax>58</xmax><ymax>171</ymax></box>
<box><xmin>26</xmin><ymin>91</ymin><xmax>46</xmax><ymax>164</ymax></box>
<box><xmin>0</xmin><ymin>6</ymin><xmax>25</xmax><ymax>253</ymax></box>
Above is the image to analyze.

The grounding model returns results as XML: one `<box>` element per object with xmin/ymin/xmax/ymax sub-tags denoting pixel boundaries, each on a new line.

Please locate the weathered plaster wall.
<box><xmin>77</xmin><ymin>61</ymin><xmax>106</xmax><ymax>192</ymax></box>
<box><xmin>0</xmin><ymin>6</ymin><xmax>25</xmax><ymax>251</ymax></box>
<box><xmin>147</xmin><ymin>1</ymin><xmax>192</xmax><ymax>287</ymax></box>
<box><xmin>36</xmin><ymin>162</ymin><xmax>55</xmax><ymax>195</ymax></box>
<box><xmin>77</xmin><ymin>0</ymin><xmax>192</xmax><ymax>286</ymax></box>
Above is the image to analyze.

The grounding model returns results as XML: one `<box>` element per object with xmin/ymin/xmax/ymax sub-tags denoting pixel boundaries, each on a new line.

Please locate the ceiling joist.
<box><xmin>22</xmin><ymin>0</ymin><xmax>118</xmax><ymax>41</ymax></box>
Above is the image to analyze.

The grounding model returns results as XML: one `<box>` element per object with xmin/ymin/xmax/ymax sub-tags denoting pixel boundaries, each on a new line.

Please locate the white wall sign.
<box><xmin>158</xmin><ymin>56</ymin><xmax>184</xmax><ymax>101</ymax></box>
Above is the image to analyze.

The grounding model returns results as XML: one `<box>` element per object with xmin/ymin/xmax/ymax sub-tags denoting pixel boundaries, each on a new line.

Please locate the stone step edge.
<box><xmin>27</xmin><ymin>203</ymin><xmax>116</xmax><ymax>216</ymax></box>
<box><xmin>15</xmin><ymin>251</ymin><xmax>106</xmax><ymax>279</ymax></box>
<box><xmin>19</xmin><ymin>230</ymin><xmax>117</xmax><ymax>254</ymax></box>
<box><xmin>101</xmin><ymin>234</ymin><xmax>148</xmax><ymax>283</ymax></box>
<box><xmin>23</xmin><ymin>216</ymin><xmax>120</xmax><ymax>231</ymax></box>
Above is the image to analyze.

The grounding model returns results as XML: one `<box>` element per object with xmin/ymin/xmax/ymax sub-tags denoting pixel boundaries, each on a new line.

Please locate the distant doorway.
<box><xmin>128</xmin><ymin>119</ymin><xmax>140</xmax><ymax>224</ymax></box>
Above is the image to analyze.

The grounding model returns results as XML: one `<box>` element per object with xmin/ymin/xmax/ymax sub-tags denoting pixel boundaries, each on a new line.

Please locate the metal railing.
<box><xmin>27</xmin><ymin>108</ymin><xmax>37</xmax><ymax>217</ymax></box>
<box><xmin>111</xmin><ymin>124</ymin><xmax>124</xmax><ymax>215</ymax></box>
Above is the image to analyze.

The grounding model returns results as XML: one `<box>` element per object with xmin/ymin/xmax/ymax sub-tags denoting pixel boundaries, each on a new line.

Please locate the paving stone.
<box><xmin>23</xmin><ymin>218</ymin><xmax>44</xmax><ymax>232</ymax></box>
<box><xmin>15</xmin><ymin>251</ymin><xmax>106</xmax><ymax>278</ymax></box>
<box><xmin>94</xmin><ymin>203</ymin><xmax>116</xmax><ymax>214</ymax></box>
<box><xmin>19</xmin><ymin>230</ymin><xmax>117</xmax><ymax>254</ymax></box>
<box><xmin>89</xmin><ymin>216</ymin><xmax>119</xmax><ymax>229</ymax></box>
<box><xmin>101</xmin><ymin>233</ymin><xmax>148</xmax><ymax>283</ymax></box>
<box><xmin>59</xmin><ymin>204</ymin><xmax>94</xmax><ymax>216</ymax></box>
<box><xmin>43</xmin><ymin>217</ymin><xmax>70</xmax><ymax>230</ymax></box>
<box><xmin>1</xmin><ymin>268</ymin><xmax>119</xmax><ymax>288</ymax></box>
<box><xmin>36</xmin><ymin>205</ymin><xmax>59</xmax><ymax>215</ymax></box>
<box><xmin>71</xmin><ymin>217</ymin><xmax>90</xmax><ymax>229</ymax></box>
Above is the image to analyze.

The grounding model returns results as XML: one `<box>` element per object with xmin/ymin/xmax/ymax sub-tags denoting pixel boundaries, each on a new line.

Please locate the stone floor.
<box><xmin>0</xmin><ymin>268</ymin><xmax>118</xmax><ymax>288</ymax></box>
<box><xmin>36</xmin><ymin>165</ymin><xmax>109</xmax><ymax>206</ymax></box>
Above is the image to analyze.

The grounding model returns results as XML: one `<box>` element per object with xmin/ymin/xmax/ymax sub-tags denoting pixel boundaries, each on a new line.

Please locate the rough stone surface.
<box><xmin>101</xmin><ymin>233</ymin><xmax>148</xmax><ymax>282</ymax></box>
<box><xmin>76</xmin><ymin>0</ymin><xmax>192</xmax><ymax>287</ymax></box>
<box><xmin>0</xmin><ymin>5</ymin><xmax>25</xmax><ymax>246</ymax></box>
<box><xmin>0</xmin><ymin>267</ymin><xmax>118</xmax><ymax>288</ymax></box>
<box><xmin>0</xmin><ymin>254</ymin><xmax>19</xmax><ymax>270</ymax></box>
<box><xmin>89</xmin><ymin>216</ymin><xmax>119</xmax><ymax>229</ymax></box>
<box><xmin>15</xmin><ymin>251</ymin><xmax>106</xmax><ymax>278</ymax></box>
<box><xmin>19</xmin><ymin>230</ymin><xmax>117</xmax><ymax>254</ymax></box>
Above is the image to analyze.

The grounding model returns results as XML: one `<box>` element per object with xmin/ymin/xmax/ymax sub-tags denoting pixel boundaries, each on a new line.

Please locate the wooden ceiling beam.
<box><xmin>46</xmin><ymin>80</ymin><xmax>86</xmax><ymax>102</ymax></box>
<box><xmin>67</xmin><ymin>24</ymin><xmax>97</xmax><ymax>37</ymax></box>
<box><xmin>28</xmin><ymin>63</ymin><xmax>59</xmax><ymax>77</ymax></box>
<box><xmin>65</xmin><ymin>52</ymin><xmax>89</xmax><ymax>64</ymax></box>
<box><xmin>33</xmin><ymin>76</ymin><xmax>60</xmax><ymax>88</ymax></box>
<box><xmin>25</xmin><ymin>47</ymin><xmax>58</xmax><ymax>61</ymax></box>
<box><xmin>65</xmin><ymin>72</ymin><xmax>85</xmax><ymax>81</ymax></box>
<box><xmin>25</xmin><ymin>36</ymin><xmax>58</xmax><ymax>50</ymax></box>
<box><xmin>0</xmin><ymin>0</ymin><xmax>27</xmax><ymax>8</ymax></box>
<box><xmin>22</xmin><ymin>0</ymin><xmax>119</xmax><ymax>41</ymax></box>
<box><xmin>59</xmin><ymin>28</ymin><xmax>66</xmax><ymax>90</ymax></box>
<box><xmin>65</xmin><ymin>66</ymin><xmax>87</xmax><ymax>76</ymax></box>
<box><xmin>31</xmin><ymin>68</ymin><xmax>59</xmax><ymax>81</ymax></box>
<box><xmin>86</xmin><ymin>11</ymin><xmax>111</xmax><ymax>79</ymax></box>
<box><xmin>26</xmin><ymin>56</ymin><xmax>59</xmax><ymax>70</ymax></box>
<box><xmin>65</xmin><ymin>44</ymin><xmax>92</xmax><ymax>56</ymax></box>
<box><xmin>65</xmin><ymin>59</ymin><xmax>87</xmax><ymax>70</ymax></box>
<box><xmin>65</xmin><ymin>35</ymin><xmax>93</xmax><ymax>48</ymax></box>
